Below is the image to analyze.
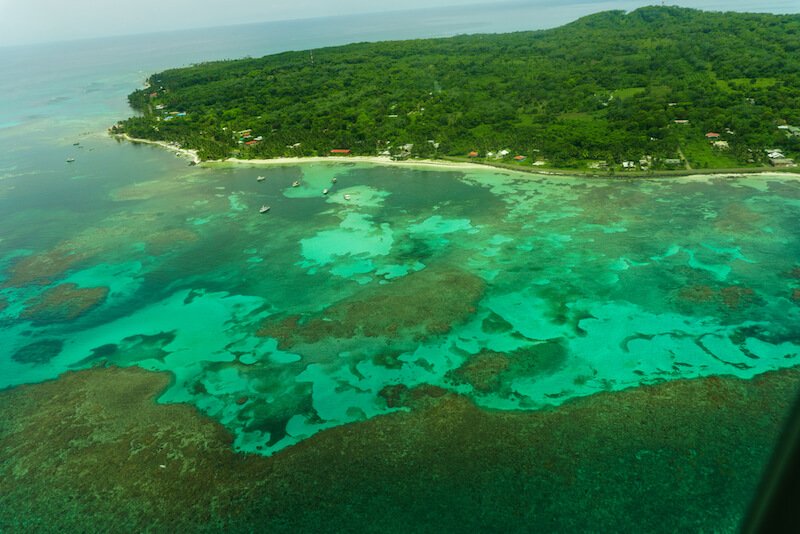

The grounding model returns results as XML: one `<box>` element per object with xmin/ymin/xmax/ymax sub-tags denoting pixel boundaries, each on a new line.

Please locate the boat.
<box><xmin>323</xmin><ymin>188</ymin><xmax>329</xmax><ymax>195</ymax></box>
<box><xmin>292</xmin><ymin>181</ymin><xmax>300</xmax><ymax>187</ymax></box>
<box><xmin>66</xmin><ymin>158</ymin><xmax>75</xmax><ymax>163</ymax></box>
<box><xmin>257</xmin><ymin>176</ymin><xmax>265</xmax><ymax>182</ymax></box>
<box><xmin>343</xmin><ymin>194</ymin><xmax>351</xmax><ymax>200</ymax></box>
<box><xmin>331</xmin><ymin>178</ymin><xmax>337</xmax><ymax>183</ymax></box>
<box><xmin>259</xmin><ymin>205</ymin><xmax>271</xmax><ymax>214</ymax></box>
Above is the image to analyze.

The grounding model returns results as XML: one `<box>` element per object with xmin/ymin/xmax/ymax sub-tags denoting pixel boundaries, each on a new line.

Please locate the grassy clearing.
<box><xmin>680</xmin><ymin>138</ymin><xmax>742</xmax><ymax>168</ymax></box>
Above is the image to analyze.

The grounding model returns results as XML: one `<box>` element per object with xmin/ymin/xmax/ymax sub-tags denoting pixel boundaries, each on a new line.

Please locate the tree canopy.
<box><xmin>115</xmin><ymin>6</ymin><xmax>800</xmax><ymax>170</ymax></box>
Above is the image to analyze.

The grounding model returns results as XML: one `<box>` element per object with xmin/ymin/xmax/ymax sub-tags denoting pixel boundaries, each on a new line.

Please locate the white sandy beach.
<box><xmin>212</xmin><ymin>156</ymin><xmax>800</xmax><ymax>181</ymax></box>
<box><xmin>214</xmin><ymin>155</ymin><xmax>490</xmax><ymax>172</ymax></box>
<box><xmin>117</xmin><ymin>134</ymin><xmax>201</xmax><ymax>164</ymax></box>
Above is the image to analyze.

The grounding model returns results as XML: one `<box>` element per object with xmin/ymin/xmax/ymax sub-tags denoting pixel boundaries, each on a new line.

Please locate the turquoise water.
<box><xmin>1</xmin><ymin>10</ymin><xmax>799</xmax><ymax>459</ymax></box>
<box><xmin>2</xmin><ymin>153</ymin><xmax>799</xmax><ymax>454</ymax></box>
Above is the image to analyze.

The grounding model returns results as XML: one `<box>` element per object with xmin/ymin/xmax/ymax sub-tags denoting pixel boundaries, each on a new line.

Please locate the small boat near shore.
<box><xmin>257</xmin><ymin>176</ymin><xmax>265</xmax><ymax>182</ymax></box>
<box><xmin>331</xmin><ymin>178</ymin><xmax>337</xmax><ymax>183</ymax></box>
<box><xmin>343</xmin><ymin>194</ymin><xmax>351</xmax><ymax>200</ymax></box>
<box><xmin>66</xmin><ymin>158</ymin><xmax>75</xmax><ymax>163</ymax></box>
<box><xmin>259</xmin><ymin>205</ymin><xmax>271</xmax><ymax>213</ymax></box>
<box><xmin>323</xmin><ymin>188</ymin><xmax>329</xmax><ymax>195</ymax></box>
<box><xmin>292</xmin><ymin>181</ymin><xmax>300</xmax><ymax>187</ymax></box>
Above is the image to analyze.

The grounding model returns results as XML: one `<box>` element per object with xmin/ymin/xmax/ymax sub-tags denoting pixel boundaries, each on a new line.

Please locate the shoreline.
<box><xmin>115</xmin><ymin>134</ymin><xmax>201</xmax><ymax>164</ymax></box>
<box><xmin>115</xmin><ymin>134</ymin><xmax>800</xmax><ymax>180</ymax></box>
<box><xmin>211</xmin><ymin>155</ymin><xmax>490</xmax><ymax>172</ymax></box>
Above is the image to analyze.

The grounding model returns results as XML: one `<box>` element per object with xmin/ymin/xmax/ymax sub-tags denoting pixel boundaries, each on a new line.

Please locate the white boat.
<box><xmin>343</xmin><ymin>194</ymin><xmax>351</xmax><ymax>200</ymax></box>
<box><xmin>259</xmin><ymin>205</ymin><xmax>271</xmax><ymax>213</ymax></box>
<box><xmin>292</xmin><ymin>181</ymin><xmax>300</xmax><ymax>187</ymax></box>
<box><xmin>66</xmin><ymin>158</ymin><xmax>75</xmax><ymax>163</ymax></box>
<box><xmin>257</xmin><ymin>176</ymin><xmax>266</xmax><ymax>182</ymax></box>
<box><xmin>331</xmin><ymin>178</ymin><xmax>337</xmax><ymax>183</ymax></box>
<box><xmin>323</xmin><ymin>188</ymin><xmax>329</xmax><ymax>195</ymax></box>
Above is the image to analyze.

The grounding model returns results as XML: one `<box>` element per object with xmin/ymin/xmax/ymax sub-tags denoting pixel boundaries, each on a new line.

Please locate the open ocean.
<box><xmin>1</xmin><ymin>2</ymin><xmax>800</xmax><ymax>532</ymax></box>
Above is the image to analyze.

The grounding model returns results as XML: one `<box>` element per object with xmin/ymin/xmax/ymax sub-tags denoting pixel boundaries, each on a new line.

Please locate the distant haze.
<box><xmin>1</xmin><ymin>0</ymin><xmax>798</xmax><ymax>47</ymax></box>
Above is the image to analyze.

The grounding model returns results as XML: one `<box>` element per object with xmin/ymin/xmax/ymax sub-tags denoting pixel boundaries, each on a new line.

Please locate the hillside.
<box><xmin>114</xmin><ymin>6</ymin><xmax>800</xmax><ymax>170</ymax></box>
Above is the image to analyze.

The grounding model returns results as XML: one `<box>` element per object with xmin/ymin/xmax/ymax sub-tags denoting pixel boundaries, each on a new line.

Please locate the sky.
<box><xmin>1</xmin><ymin>0</ymin><xmax>798</xmax><ymax>47</ymax></box>
<box><xmin>0</xmin><ymin>0</ymin><xmax>484</xmax><ymax>45</ymax></box>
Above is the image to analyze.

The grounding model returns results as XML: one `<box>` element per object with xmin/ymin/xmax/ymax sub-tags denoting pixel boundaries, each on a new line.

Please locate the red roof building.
<box><xmin>330</xmin><ymin>149</ymin><xmax>351</xmax><ymax>154</ymax></box>
<box><xmin>705</xmin><ymin>132</ymin><xmax>720</xmax><ymax>138</ymax></box>
<box><xmin>514</xmin><ymin>155</ymin><xmax>527</xmax><ymax>161</ymax></box>
<box><xmin>468</xmin><ymin>151</ymin><xmax>479</xmax><ymax>158</ymax></box>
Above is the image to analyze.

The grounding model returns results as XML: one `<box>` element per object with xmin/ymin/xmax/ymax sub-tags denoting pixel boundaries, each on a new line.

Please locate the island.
<box><xmin>113</xmin><ymin>6</ymin><xmax>800</xmax><ymax>174</ymax></box>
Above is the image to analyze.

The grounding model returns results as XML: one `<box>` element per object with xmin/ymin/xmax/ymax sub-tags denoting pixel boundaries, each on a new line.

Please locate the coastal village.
<box><xmin>137</xmin><ymin>86</ymin><xmax>798</xmax><ymax>175</ymax></box>
<box><xmin>118</xmin><ymin>7</ymin><xmax>800</xmax><ymax>177</ymax></box>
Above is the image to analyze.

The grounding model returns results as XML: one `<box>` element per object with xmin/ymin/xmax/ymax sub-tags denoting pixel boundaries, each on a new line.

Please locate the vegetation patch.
<box><xmin>115</xmin><ymin>7</ymin><xmax>800</xmax><ymax>171</ymax></box>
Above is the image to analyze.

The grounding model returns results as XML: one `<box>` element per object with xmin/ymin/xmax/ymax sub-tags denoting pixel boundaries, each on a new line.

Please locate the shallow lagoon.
<box><xmin>2</xmin><ymin>148</ymin><xmax>799</xmax><ymax>455</ymax></box>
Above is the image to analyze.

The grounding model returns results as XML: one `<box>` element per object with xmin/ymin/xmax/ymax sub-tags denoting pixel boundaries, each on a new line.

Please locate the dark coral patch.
<box><xmin>12</xmin><ymin>339</ymin><xmax>64</xmax><ymax>365</ymax></box>
<box><xmin>4</xmin><ymin>249</ymin><xmax>88</xmax><ymax>287</ymax></box>
<box><xmin>447</xmin><ymin>351</ymin><xmax>510</xmax><ymax>393</ymax></box>
<box><xmin>1</xmin><ymin>366</ymin><xmax>799</xmax><ymax>532</ymax></box>
<box><xmin>674</xmin><ymin>284</ymin><xmax>761</xmax><ymax>315</ymax></box>
<box><xmin>448</xmin><ymin>340</ymin><xmax>568</xmax><ymax>394</ymax></box>
<box><xmin>21</xmin><ymin>283</ymin><xmax>108</xmax><ymax>324</ymax></box>
<box><xmin>257</xmin><ymin>267</ymin><xmax>484</xmax><ymax>348</ymax></box>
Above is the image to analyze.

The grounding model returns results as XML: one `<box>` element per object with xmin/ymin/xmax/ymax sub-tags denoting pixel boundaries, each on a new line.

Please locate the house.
<box><xmin>770</xmin><ymin>158</ymin><xmax>796</xmax><ymax>167</ymax></box>
<box><xmin>514</xmin><ymin>155</ymin><xmax>526</xmax><ymax>161</ymax></box>
<box><xmin>330</xmin><ymin>149</ymin><xmax>351</xmax><ymax>155</ymax></box>
<box><xmin>622</xmin><ymin>161</ymin><xmax>636</xmax><ymax>169</ymax></box>
<box><xmin>664</xmin><ymin>158</ymin><xmax>682</xmax><ymax>166</ymax></box>
<box><xmin>778</xmin><ymin>125</ymin><xmax>800</xmax><ymax>137</ymax></box>
<box><xmin>673</xmin><ymin>119</ymin><xmax>689</xmax><ymax>124</ymax></box>
<box><xmin>705</xmin><ymin>132</ymin><xmax>721</xmax><ymax>139</ymax></box>
<box><xmin>767</xmin><ymin>150</ymin><xmax>785</xmax><ymax>159</ymax></box>
<box><xmin>498</xmin><ymin>149</ymin><xmax>510</xmax><ymax>157</ymax></box>
<box><xmin>468</xmin><ymin>151</ymin><xmax>479</xmax><ymax>158</ymax></box>
<box><xmin>713</xmin><ymin>140</ymin><xmax>730</xmax><ymax>150</ymax></box>
<box><xmin>244</xmin><ymin>140</ymin><xmax>259</xmax><ymax>146</ymax></box>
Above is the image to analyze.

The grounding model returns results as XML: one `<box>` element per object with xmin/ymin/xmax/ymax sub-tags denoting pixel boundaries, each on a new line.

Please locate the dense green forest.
<box><xmin>115</xmin><ymin>6</ymin><xmax>800</xmax><ymax>171</ymax></box>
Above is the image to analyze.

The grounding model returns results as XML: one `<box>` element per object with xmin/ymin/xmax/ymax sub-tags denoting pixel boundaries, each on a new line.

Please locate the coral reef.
<box><xmin>4</xmin><ymin>249</ymin><xmax>89</xmax><ymax>287</ymax></box>
<box><xmin>11</xmin><ymin>340</ymin><xmax>64</xmax><ymax>365</ymax></box>
<box><xmin>258</xmin><ymin>267</ymin><xmax>485</xmax><ymax>348</ymax></box>
<box><xmin>447</xmin><ymin>341</ymin><xmax>568</xmax><ymax>394</ymax></box>
<box><xmin>145</xmin><ymin>229</ymin><xmax>199</xmax><ymax>256</ymax></box>
<box><xmin>675</xmin><ymin>284</ymin><xmax>760</xmax><ymax>313</ymax></box>
<box><xmin>20</xmin><ymin>283</ymin><xmax>108</xmax><ymax>324</ymax></box>
<box><xmin>2</xmin><ymin>366</ymin><xmax>798</xmax><ymax>532</ymax></box>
